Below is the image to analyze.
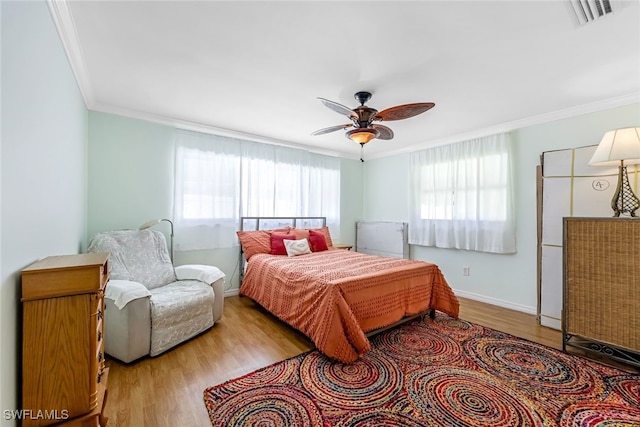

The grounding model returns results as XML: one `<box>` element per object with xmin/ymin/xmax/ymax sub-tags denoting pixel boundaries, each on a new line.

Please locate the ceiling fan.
<box><xmin>311</xmin><ymin>91</ymin><xmax>435</xmax><ymax>147</ymax></box>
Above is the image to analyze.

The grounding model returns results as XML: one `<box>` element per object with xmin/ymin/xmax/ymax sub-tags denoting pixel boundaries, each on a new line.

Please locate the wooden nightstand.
<box><xmin>334</xmin><ymin>244</ymin><xmax>353</xmax><ymax>251</ymax></box>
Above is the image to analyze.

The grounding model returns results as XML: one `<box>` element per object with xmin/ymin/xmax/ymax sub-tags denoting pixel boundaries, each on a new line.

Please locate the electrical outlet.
<box><xmin>463</xmin><ymin>266</ymin><xmax>470</xmax><ymax>276</ymax></box>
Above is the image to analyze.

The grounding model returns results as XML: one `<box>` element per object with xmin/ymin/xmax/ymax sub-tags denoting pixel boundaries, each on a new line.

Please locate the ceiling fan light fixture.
<box><xmin>346</xmin><ymin>128</ymin><xmax>379</xmax><ymax>144</ymax></box>
<box><xmin>312</xmin><ymin>92</ymin><xmax>434</xmax><ymax>145</ymax></box>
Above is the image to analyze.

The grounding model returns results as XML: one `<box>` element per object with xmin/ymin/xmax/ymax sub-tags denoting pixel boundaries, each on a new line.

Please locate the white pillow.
<box><xmin>284</xmin><ymin>238</ymin><xmax>312</xmax><ymax>257</ymax></box>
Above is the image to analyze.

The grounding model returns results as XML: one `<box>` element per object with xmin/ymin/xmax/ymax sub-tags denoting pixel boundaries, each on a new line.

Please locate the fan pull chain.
<box><xmin>360</xmin><ymin>143</ymin><xmax>365</xmax><ymax>162</ymax></box>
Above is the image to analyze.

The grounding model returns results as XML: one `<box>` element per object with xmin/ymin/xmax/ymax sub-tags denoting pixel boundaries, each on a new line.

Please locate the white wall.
<box><xmin>363</xmin><ymin>103</ymin><xmax>640</xmax><ymax>313</ymax></box>
<box><xmin>87</xmin><ymin>111</ymin><xmax>364</xmax><ymax>292</ymax></box>
<box><xmin>1</xmin><ymin>1</ymin><xmax>88</xmax><ymax>424</ymax></box>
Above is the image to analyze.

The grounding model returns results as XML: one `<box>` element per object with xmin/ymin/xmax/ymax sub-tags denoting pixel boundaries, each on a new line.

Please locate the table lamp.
<box><xmin>588</xmin><ymin>127</ymin><xmax>640</xmax><ymax>217</ymax></box>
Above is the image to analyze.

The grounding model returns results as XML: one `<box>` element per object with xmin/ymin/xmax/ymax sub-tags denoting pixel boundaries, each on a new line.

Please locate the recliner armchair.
<box><xmin>88</xmin><ymin>229</ymin><xmax>225</xmax><ymax>363</ymax></box>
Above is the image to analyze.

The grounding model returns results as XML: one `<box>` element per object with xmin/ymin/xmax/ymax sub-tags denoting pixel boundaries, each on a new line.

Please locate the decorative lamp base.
<box><xmin>612</xmin><ymin>165</ymin><xmax>640</xmax><ymax>217</ymax></box>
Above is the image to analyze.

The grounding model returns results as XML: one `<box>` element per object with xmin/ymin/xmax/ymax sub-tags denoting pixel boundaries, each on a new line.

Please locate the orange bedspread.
<box><xmin>240</xmin><ymin>250</ymin><xmax>459</xmax><ymax>363</ymax></box>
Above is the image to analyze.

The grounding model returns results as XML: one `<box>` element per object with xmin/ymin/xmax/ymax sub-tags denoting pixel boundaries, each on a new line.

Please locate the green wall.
<box><xmin>87</xmin><ymin>113</ymin><xmax>175</xmax><ymax>235</ymax></box>
<box><xmin>88</xmin><ymin>102</ymin><xmax>639</xmax><ymax>310</ymax></box>
<box><xmin>362</xmin><ymin>102</ymin><xmax>640</xmax><ymax>313</ymax></box>
<box><xmin>88</xmin><ymin>103</ymin><xmax>639</xmax><ymax>306</ymax></box>
<box><xmin>87</xmin><ymin>111</ymin><xmax>364</xmax><ymax>292</ymax></box>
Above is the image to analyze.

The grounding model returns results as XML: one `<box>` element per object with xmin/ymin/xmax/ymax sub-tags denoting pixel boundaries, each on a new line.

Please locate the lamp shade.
<box><xmin>588</xmin><ymin>127</ymin><xmax>640</xmax><ymax>167</ymax></box>
<box><xmin>139</xmin><ymin>219</ymin><xmax>164</xmax><ymax>230</ymax></box>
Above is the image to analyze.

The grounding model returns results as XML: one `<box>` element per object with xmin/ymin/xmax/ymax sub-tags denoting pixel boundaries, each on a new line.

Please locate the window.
<box><xmin>173</xmin><ymin>129</ymin><xmax>340</xmax><ymax>250</ymax></box>
<box><xmin>179</xmin><ymin>148</ymin><xmax>240</xmax><ymax>220</ymax></box>
<box><xmin>418</xmin><ymin>152</ymin><xmax>509</xmax><ymax>221</ymax></box>
<box><xmin>409</xmin><ymin>133</ymin><xmax>516</xmax><ymax>254</ymax></box>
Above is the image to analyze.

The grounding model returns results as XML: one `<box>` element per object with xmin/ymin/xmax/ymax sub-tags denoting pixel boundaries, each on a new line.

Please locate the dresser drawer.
<box><xmin>89</xmin><ymin>292</ymin><xmax>105</xmax><ymax>411</ymax></box>
<box><xmin>22</xmin><ymin>253</ymin><xmax>109</xmax><ymax>301</ymax></box>
<box><xmin>96</xmin><ymin>314</ymin><xmax>105</xmax><ymax>377</ymax></box>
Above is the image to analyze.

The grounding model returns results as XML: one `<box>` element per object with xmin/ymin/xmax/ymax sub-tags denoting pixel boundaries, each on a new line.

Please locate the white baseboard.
<box><xmin>453</xmin><ymin>289</ymin><xmax>537</xmax><ymax>316</ymax></box>
<box><xmin>540</xmin><ymin>315</ymin><xmax>562</xmax><ymax>331</ymax></box>
<box><xmin>224</xmin><ymin>288</ymin><xmax>240</xmax><ymax>297</ymax></box>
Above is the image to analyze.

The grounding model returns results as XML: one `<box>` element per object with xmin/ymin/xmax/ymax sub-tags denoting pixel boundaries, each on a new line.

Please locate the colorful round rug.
<box><xmin>204</xmin><ymin>314</ymin><xmax>640</xmax><ymax>426</ymax></box>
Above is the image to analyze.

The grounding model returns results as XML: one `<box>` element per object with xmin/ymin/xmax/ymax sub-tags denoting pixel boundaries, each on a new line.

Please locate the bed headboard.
<box><xmin>356</xmin><ymin>221</ymin><xmax>409</xmax><ymax>259</ymax></box>
<box><xmin>238</xmin><ymin>216</ymin><xmax>327</xmax><ymax>283</ymax></box>
<box><xmin>240</xmin><ymin>216</ymin><xmax>326</xmax><ymax>232</ymax></box>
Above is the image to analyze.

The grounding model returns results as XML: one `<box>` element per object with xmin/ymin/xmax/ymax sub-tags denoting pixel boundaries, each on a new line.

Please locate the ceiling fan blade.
<box><xmin>372</xmin><ymin>124</ymin><xmax>394</xmax><ymax>140</ymax></box>
<box><xmin>375</xmin><ymin>102</ymin><xmax>435</xmax><ymax>121</ymax></box>
<box><xmin>318</xmin><ymin>98</ymin><xmax>358</xmax><ymax>119</ymax></box>
<box><xmin>311</xmin><ymin>123</ymin><xmax>353</xmax><ymax>136</ymax></box>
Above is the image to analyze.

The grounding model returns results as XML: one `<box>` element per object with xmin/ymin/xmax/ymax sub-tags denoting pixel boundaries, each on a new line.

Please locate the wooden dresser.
<box><xmin>21</xmin><ymin>253</ymin><xmax>110</xmax><ymax>427</ymax></box>
<box><xmin>563</xmin><ymin>217</ymin><xmax>640</xmax><ymax>368</ymax></box>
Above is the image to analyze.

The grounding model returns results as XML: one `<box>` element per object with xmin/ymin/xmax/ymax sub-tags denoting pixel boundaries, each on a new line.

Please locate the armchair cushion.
<box><xmin>149</xmin><ymin>280</ymin><xmax>214</xmax><ymax>356</ymax></box>
<box><xmin>105</xmin><ymin>279</ymin><xmax>152</xmax><ymax>310</ymax></box>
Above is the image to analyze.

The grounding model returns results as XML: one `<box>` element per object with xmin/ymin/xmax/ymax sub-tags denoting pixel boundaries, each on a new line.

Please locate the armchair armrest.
<box><xmin>105</xmin><ymin>279</ymin><xmax>152</xmax><ymax>310</ymax></box>
<box><xmin>174</xmin><ymin>264</ymin><xmax>225</xmax><ymax>284</ymax></box>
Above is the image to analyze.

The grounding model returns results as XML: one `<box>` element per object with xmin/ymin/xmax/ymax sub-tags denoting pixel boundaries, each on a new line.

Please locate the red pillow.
<box><xmin>308</xmin><ymin>230</ymin><xmax>328</xmax><ymax>252</ymax></box>
<box><xmin>291</xmin><ymin>226</ymin><xmax>334</xmax><ymax>249</ymax></box>
<box><xmin>270</xmin><ymin>233</ymin><xmax>296</xmax><ymax>255</ymax></box>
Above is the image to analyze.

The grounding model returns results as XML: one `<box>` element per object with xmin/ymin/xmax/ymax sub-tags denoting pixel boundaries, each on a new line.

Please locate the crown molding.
<box><xmin>47</xmin><ymin>0</ymin><xmax>95</xmax><ymax>108</ymax></box>
<box><xmin>47</xmin><ymin>0</ymin><xmax>354</xmax><ymax>159</ymax></box>
<box><xmin>92</xmin><ymin>92</ymin><xmax>639</xmax><ymax>163</ymax></box>
<box><xmin>47</xmin><ymin>0</ymin><xmax>637</xmax><ymax>163</ymax></box>
<box><xmin>366</xmin><ymin>93</ymin><xmax>640</xmax><ymax>160</ymax></box>
<box><xmin>90</xmin><ymin>101</ymin><xmax>355</xmax><ymax>160</ymax></box>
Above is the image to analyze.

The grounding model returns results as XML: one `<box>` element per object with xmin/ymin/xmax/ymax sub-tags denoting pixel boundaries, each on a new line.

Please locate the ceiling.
<box><xmin>51</xmin><ymin>1</ymin><xmax>640</xmax><ymax>160</ymax></box>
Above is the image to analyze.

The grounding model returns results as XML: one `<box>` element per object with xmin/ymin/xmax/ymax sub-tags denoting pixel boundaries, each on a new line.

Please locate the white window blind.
<box><xmin>408</xmin><ymin>133</ymin><xmax>516</xmax><ymax>254</ymax></box>
<box><xmin>173</xmin><ymin>129</ymin><xmax>341</xmax><ymax>250</ymax></box>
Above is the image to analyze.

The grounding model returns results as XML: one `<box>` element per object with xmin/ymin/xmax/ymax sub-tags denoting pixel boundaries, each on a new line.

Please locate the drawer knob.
<box><xmin>98</xmin><ymin>352</ymin><xmax>103</xmax><ymax>363</ymax></box>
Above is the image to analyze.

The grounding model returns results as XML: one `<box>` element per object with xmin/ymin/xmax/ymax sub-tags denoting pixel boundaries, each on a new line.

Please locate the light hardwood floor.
<box><xmin>102</xmin><ymin>295</ymin><xmax>630</xmax><ymax>427</ymax></box>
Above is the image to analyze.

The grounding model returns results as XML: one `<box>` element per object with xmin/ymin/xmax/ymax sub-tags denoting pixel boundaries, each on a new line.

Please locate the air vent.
<box><xmin>568</xmin><ymin>0</ymin><xmax>613</xmax><ymax>26</ymax></box>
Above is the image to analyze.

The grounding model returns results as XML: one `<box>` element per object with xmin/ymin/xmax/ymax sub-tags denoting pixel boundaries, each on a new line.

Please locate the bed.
<box><xmin>237</xmin><ymin>216</ymin><xmax>460</xmax><ymax>363</ymax></box>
